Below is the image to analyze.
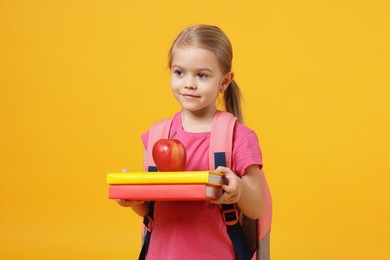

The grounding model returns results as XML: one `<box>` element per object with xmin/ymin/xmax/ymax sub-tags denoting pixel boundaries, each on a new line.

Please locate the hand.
<box><xmin>210</xmin><ymin>166</ymin><xmax>244</xmax><ymax>205</ymax></box>
<box><xmin>115</xmin><ymin>199</ymin><xmax>145</xmax><ymax>208</ymax></box>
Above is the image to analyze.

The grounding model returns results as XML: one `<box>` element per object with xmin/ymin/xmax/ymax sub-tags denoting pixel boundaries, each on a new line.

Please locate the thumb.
<box><xmin>121</xmin><ymin>168</ymin><xmax>130</xmax><ymax>172</ymax></box>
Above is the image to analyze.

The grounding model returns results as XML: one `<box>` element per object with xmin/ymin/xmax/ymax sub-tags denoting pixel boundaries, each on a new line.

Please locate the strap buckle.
<box><xmin>223</xmin><ymin>207</ymin><xmax>239</xmax><ymax>226</ymax></box>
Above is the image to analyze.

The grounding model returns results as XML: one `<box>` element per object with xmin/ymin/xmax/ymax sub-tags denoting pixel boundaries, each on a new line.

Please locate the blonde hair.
<box><xmin>168</xmin><ymin>24</ymin><xmax>243</xmax><ymax>123</ymax></box>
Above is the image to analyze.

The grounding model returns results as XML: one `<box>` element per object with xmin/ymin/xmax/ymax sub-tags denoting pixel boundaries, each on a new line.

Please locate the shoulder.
<box><xmin>233</xmin><ymin>121</ymin><xmax>259</xmax><ymax>143</ymax></box>
<box><xmin>232</xmin><ymin>122</ymin><xmax>263</xmax><ymax>175</ymax></box>
<box><xmin>141</xmin><ymin>111</ymin><xmax>181</xmax><ymax>148</ymax></box>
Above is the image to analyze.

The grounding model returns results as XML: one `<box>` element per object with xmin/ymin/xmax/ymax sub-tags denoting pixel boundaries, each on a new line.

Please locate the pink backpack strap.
<box><xmin>141</xmin><ymin>118</ymin><xmax>172</xmax><ymax>259</ymax></box>
<box><xmin>209</xmin><ymin>111</ymin><xmax>237</xmax><ymax>170</ymax></box>
<box><xmin>209</xmin><ymin>111</ymin><xmax>272</xmax><ymax>260</ymax></box>
<box><xmin>144</xmin><ymin>118</ymin><xmax>172</xmax><ymax>172</ymax></box>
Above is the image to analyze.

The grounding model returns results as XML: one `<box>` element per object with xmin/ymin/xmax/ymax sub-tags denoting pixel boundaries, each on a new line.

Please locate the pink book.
<box><xmin>109</xmin><ymin>184</ymin><xmax>223</xmax><ymax>201</ymax></box>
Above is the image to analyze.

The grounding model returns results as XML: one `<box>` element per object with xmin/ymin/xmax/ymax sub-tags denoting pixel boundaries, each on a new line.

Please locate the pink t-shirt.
<box><xmin>141</xmin><ymin>111</ymin><xmax>262</xmax><ymax>260</ymax></box>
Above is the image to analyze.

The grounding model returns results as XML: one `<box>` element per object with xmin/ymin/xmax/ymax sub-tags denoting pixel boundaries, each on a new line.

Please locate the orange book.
<box><xmin>109</xmin><ymin>184</ymin><xmax>223</xmax><ymax>201</ymax></box>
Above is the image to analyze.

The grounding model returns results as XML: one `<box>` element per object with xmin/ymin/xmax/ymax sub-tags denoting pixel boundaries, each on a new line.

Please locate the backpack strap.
<box><xmin>139</xmin><ymin>118</ymin><xmax>172</xmax><ymax>260</ymax></box>
<box><xmin>140</xmin><ymin>112</ymin><xmax>266</xmax><ymax>260</ymax></box>
<box><xmin>209</xmin><ymin>111</ymin><xmax>236</xmax><ymax>170</ymax></box>
<box><xmin>210</xmin><ymin>111</ymin><xmax>254</xmax><ymax>260</ymax></box>
<box><xmin>144</xmin><ymin>118</ymin><xmax>172</xmax><ymax>172</ymax></box>
<box><xmin>256</xmin><ymin>171</ymin><xmax>272</xmax><ymax>260</ymax></box>
<box><xmin>139</xmin><ymin>192</ymin><xmax>155</xmax><ymax>260</ymax></box>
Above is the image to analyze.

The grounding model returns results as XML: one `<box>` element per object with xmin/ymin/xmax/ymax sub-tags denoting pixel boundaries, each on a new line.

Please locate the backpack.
<box><xmin>140</xmin><ymin>111</ymin><xmax>272</xmax><ymax>260</ymax></box>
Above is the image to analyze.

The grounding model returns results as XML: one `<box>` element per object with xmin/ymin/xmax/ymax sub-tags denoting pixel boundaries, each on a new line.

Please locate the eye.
<box><xmin>197</xmin><ymin>73</ymin><xmax>207</xmax><ymax>79</ymax></box>
<box><xmin>173</xmin><ymin>70</ymin><xmax>184</xmax><ymax>77</ymax></box>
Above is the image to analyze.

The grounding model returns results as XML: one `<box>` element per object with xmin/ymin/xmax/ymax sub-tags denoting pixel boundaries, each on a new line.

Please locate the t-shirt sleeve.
<box><xmin>232</xmin><ymin>125</ymin><xmax>263</xmax><ymax>177</ymax></box>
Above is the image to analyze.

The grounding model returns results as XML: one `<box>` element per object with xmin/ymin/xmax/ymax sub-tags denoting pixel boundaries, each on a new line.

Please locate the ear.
<box><xmin>220</xmin><ymin>71</ymin><xmax>234</xmax><ymax>92</ymax></box>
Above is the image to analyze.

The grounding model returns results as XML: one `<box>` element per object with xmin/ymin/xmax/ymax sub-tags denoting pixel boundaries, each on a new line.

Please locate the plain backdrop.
<box><xmin>1</xmin><ymin>0</ymin><xmax>389</xmax><ymax>259</ymax></box>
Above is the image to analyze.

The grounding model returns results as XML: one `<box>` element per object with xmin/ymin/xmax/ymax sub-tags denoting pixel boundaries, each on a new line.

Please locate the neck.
<box><xmin>181</xmin><ymin>108</ymin><xmax>217</xmax><ymax>132</ymax></box>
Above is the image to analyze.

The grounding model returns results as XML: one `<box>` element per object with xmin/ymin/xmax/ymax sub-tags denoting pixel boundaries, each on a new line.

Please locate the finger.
<box><xmin>210</xmin><ymin>191</ymin><xmax>231</xmax><ymax>204</ymax></box>
<box><xmin>215</xmin><ymin>166</ymin><xmax>228</xmax><ymax>173</ymax></box>
<box><xmin>222</xmin><ymin>184</ymin><xmax>234</xmax><ymax>193</ymax></box>
<box><xmin>215</xmin><ymin>167</ymin><xmax>236</xmax><ymax>183</ymax></box>
<box><xmin>116</xmin><ymin>199</ymin><xmax>132</xmax><ymax>207</ymax></box>
<box><xmin>210</xmin><ymin>197</ymin><xmax>223</xmax><ymax>204</ymax></box>
<box><xmin>222</xmin><ymin>175</ymin><xmax>238</xmax><ymax>192</ymax></box>
<box><xmin>122</xmin><ymin>168</ymin><xmax>130</xmax><ymax>172</ymax></box>
<box><xmin>216</xmin><ymin>196</ymin><xmax>238</xmax><ymax>204</ymax></box>
<box><xmin>210</xmin><ymin>194</ymin><xmax>225</xmax><ymax>204</ymax></box>
<box><xmin>211</xmin><ymin>197</ymin><xmax>236</xmax><ymax>205</ymax></box>
<box><xmin>222</xmin><ymin>169</ymin><xmax>236</xmax><ymax>182</ymax></box>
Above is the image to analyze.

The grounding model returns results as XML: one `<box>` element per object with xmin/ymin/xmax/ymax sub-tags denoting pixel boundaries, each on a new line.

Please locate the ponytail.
<box><xmin>224</xmin><ymin>79</ymin><xmax>243</xmax><ymax>123</ymax></box>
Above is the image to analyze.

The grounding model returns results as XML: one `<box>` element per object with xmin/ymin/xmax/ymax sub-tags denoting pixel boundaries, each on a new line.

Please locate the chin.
<box><xmin>179</xmin><ymin>101</ymin><xmax>200</xmax><ymax>110</ymax></box>
<box><xmin>181</xmin><ymin>106</ymin><xmax>201</xmax><ymax>112</ymax></box>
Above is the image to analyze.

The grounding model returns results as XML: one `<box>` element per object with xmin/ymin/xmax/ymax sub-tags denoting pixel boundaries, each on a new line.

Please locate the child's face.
<box><xmin>170</xmin><ymin>46</ymin><xmax>232</xmax><ymax>114</ymax></box>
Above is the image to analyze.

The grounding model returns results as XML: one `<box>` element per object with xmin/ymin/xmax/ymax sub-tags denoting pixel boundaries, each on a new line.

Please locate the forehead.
<box><xmin>171</xmin><ymin>46</ymin><xmax>220</xmax><ymax>70</ymax></box>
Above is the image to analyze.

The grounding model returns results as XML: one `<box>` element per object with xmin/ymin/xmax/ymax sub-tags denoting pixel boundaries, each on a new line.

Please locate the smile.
<box><xmin>182</xmin><ymin>94</ymin><xmax>200</xmax><ymax>98</ymax></box>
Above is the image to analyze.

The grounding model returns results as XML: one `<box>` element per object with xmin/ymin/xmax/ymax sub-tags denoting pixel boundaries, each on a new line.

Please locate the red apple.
<box><xmin>152</xmin><ymin>139</ymin><xmax>186</xmax><ymax>172</ymax></box>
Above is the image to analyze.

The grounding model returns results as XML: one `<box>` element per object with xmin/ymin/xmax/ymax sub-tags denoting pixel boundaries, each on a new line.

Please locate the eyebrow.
<box><xmin>171</xmin><ymin>65</ymin><xmax>213</xmax><ymax>72</ymax></box>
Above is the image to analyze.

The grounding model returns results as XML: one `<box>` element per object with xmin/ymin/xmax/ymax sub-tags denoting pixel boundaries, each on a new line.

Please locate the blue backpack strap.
<box><xmin>139</xmin><ymin>203</ymin><xmax>155</xmax><ymax>259</ymax></box>
<box><xmin>139</xmin><ymin>118</ymin><xmax>172</xmax><ymax>260</ymax></box>
<box><xmin>216</xmin><ymin>155</ymin><xmax>254</xmax><ymax>260</ymax></box>
<box><xmin>138</xmin><ymin>167</ymin><xmax>158</xmax><ymax>260</ymax></box>
<box><xmin>211</xmin><ymin>111</ymin><xmax>254</xmax><ymax>260</ymax></box>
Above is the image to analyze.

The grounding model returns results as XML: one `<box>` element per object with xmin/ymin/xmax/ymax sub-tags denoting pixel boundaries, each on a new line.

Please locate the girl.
<box><xmin>117</xmin><ymin>24</ymin><xmax>265</xmax><ymax>259</ymax></box>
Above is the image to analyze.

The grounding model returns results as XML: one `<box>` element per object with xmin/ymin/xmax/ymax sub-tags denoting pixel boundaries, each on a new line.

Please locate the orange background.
<box><xmin>1</xmin><ymin>0</ymin><xmax>389</xmax><ymax>259</ymax></box>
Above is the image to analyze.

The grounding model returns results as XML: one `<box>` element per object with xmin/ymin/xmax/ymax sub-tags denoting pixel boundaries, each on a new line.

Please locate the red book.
<box><xmin>109</xmin><ymin>184</ymin><xmax>223</xmax><ymax>201</ymax></box>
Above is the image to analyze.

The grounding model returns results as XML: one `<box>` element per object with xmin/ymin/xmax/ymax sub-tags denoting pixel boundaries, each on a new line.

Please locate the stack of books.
<box><xmin>107</xmin><ymin>171</ymin><xmax>226</xmax><ymax>201</ymax></box>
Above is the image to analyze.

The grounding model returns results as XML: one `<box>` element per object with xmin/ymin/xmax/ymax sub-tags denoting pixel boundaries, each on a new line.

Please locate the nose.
<box><xmin>185</xmin><ymin>77</ymin><xmax>197</xmax><ymax>89</ymax></box>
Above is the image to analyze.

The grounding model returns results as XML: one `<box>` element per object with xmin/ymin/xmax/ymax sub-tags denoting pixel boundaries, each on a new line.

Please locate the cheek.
<box><xmin>170</xmin><ymin>78</ymin><xmax>180</xmax><ymax>92</ymax></box>
<box><xmin>170</xmin><ymin>80</ymin><xmax>179</xmax><ymax>98</ymax></box>
<box><xmin>204</xmin><ymin>81</ymin><xmax>221</xmax><ymax>96</ymax></box>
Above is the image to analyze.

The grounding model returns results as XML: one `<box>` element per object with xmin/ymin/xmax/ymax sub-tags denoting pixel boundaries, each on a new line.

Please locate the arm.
<box><xmin>211</xmin><ymin>164</ymin><xmax>264</xmax><ymax>219</ymax></box>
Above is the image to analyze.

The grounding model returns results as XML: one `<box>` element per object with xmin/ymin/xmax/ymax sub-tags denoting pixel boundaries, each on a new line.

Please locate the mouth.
<box><xmin>181</xmin><ymin>94</ymin><xmax>200</xmax><ymax>98</ymax></box>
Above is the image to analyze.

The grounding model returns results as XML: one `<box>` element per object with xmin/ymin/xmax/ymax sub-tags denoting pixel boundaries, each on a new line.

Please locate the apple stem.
<box><xmin>170</xmin><ymin>132</ymin><xmax>178</xmax><ymax>139</ymax></box>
